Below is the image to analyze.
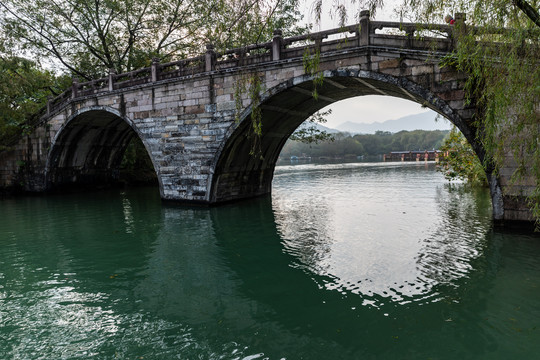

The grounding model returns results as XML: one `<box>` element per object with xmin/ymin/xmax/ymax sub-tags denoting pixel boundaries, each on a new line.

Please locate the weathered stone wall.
<box><xmin>0</xmin><ymin>124</ymin><xmax>49</xmax><ymax>193</ymax></box>
<box><xmin>497</xmin><ymin>154</ymin><xmax>536</xmax><ymax>222</ymax></box>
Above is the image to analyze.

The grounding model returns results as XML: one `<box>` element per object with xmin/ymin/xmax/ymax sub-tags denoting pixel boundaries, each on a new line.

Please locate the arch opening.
<box><xmin>46</xmin><ymin>109</ymin><xmax>158</xmax><ymax>192</ymax></box>
<box><xmin>210</xmin><ymin>71</ymin><xmax>491</xmax><ymax>205</ymax></box>
<box><xmin>280</xmin><ymin>94</ymin><xmax>452</xmax><ymax>162</ymax></box>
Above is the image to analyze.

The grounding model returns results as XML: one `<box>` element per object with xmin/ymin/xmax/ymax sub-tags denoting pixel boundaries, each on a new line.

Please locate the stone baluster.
<box><xmin>272</xmin><ymin>29</ymin><xmax>283</xmax><ymax>61</ymax></box>
<box><xmin>455</xmin><ymin>12</ymin><xmax>467</xmax><ymax>26</ymax></box>
<box><xmin>405</xmin><ymin>25</ymin><xmax>415</xmax><ymax>48</ymax></box>
<box><xmin>452</xmin><ymin>12</ymin><xmax>467</xmax><ymax>48</ymax></box>
<box><xmin>108</xmin><ymin>68</ymin><xmax>116</xmax><ymax>91</ymax></box>
<box><xmin>46</xmin><ymin>95</ymin><xmax>53</xmax><ymax>115</ymax></box>
<box><xmin>71</xmin><ymin>77</ymin><xmax>79</xmax><ymax>99</ymax></box>
<box><xmin>205</xmin><ymin>44</ymin><xmax>216</xmax><ymax>72</ymax></box>
<box><xmin>151</xmin><ymin>57</ymin><xmax>160</xmax><ymax>82</ymax></box>
<box><xmin>314</xmin><ymin>36</ymin><xmax>323</xmax><ymax>51</ymax></box>
<box><xmin>359</xmin><ymin>10</ymin><xmax>371</xmax><ymax>46</ymax></box>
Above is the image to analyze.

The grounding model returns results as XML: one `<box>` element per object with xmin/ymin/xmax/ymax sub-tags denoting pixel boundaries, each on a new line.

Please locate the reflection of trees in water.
<box><xmin>134</xmin><ymin>199</ymin><xmax>356</xmax><ymax>359</ymax></box>
<box><xmin>415</xmin><ymin>184</ymin><xmax>492</xmax><ymax>293</ymax></box>
<box><xmin>134</xmin><ymin>207</ymin><xmax>230</xmax><ymax>318</ymax></box>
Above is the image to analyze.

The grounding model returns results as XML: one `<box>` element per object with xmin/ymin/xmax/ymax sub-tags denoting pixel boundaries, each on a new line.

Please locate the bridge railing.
<box><xmin>48</xmin><ymin>89</ymin><xmax>72</xmax><ymax>115</ymax></box>
<box><xmin>113</xmin><ymin>67</ymin><xmax>153</xmax><ymax>89</ymax></box>
<box><xmin>42</xmin><ymin>11</ymin><xmax>474</xmax><ymax>118</ymax></box>
<box><xmin>159</xmin><ymin>56</ymin><xmax>206</xmax><ymax>80</ymax></box>
<box><xmin>0</xmin><ymin>11</ymin><xmax>530</xmax><ymax>150</ymax></box>
<box><xmin>44</xmin><ymin>11</ymin><xmax>462</xmax><ymax>115</ymax></box>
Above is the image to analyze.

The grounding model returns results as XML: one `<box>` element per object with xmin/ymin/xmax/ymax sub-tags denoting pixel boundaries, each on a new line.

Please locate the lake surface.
<box><xmin>1</xmin><ymin>162</ymin><xmax>539</xmax><ymax>359</ymax></box>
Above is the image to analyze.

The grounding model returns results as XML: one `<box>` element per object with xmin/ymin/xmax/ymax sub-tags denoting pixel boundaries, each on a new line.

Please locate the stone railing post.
<box><xmin>455</xmin><ymin>12</ymin><xmax>467</xmax><ymax>25</ymax></box>
<box><xmin>151</xmin><ymin>57</ymin><xmax>160</xmax><ymax>82</ymax></box>
<box><xmin>315</xmin><ymin>37</ymin><xmax>323</xmax><ymax>50</ymax></box>
<box><xmin>359</xmin><ymin>10</ymin><xmax>371</xmax><ymax>46</ymax></box>
<box><xmin>205</xmin><ymin>44</ymin><xmax>216</xmax><ymax>72</ymax></box>
<box><xmin>108</xmin><ymin>68</ymin><xmax>116</xmax><ymax>91</ymax></box>
<box><xmin>272</xmin><ymin>29</ymin><xmax>283</xmax><ymax>61</ymax></box>
<box><xmin>71</xmin><ymin>77</ymin><xmax>79</xmax><ymax>99</ymax></box>
<box><xmin>453</xmin><ymin>12</ymin><xmax>467</xmax><ymax>47</ymax></box>
<box><xmin>46</xmin><ymin>95</ymin><xmax>53</xmax><ymax>115</ymax></box>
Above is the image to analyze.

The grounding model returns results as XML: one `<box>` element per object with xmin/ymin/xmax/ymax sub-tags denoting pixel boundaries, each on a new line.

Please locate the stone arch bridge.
<box><xmin>0</xmin><ymin>12</ymin><xmax>532</xmax><ymax>223</ymax></box>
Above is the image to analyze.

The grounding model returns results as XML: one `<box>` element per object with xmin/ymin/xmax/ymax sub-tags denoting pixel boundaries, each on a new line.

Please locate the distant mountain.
<box><xmin>335</xmin><ymin>112</ymin><xmax>451</xmax><ymax>134</ymax></box>
<box><xmin>295</xmin><ymin>121</ymin><xmax>341</xmax><ymax>134</ymax></box>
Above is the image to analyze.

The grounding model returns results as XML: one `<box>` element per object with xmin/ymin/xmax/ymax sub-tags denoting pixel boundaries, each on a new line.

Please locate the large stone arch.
<box><xmin>210</xmin><ymin>67</ymin><xmax>501</xmax><ymax>216</ymax></box>
<box><xmin>45</xmin><ymin>106</ymin><xmax>161</xmax><ymax>192</ymax></box>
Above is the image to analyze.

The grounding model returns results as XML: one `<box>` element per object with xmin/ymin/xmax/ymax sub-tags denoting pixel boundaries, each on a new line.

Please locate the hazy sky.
<box><xmin>319</xmin><ymin>96</ymin><xmax>433</xmax><ymax>128</ymax></box>
<box><xmin>299</xmin><ymin>0</ymin><xmax>441</xmax><ymax>129</ymax></box>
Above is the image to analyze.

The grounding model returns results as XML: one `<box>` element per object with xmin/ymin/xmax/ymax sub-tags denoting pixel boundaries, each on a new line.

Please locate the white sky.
<box><xmin>299</xmin><ymin>0</ymin><xmax>440</xmax><ymax>129</ymax></box>
<box><xmin>321</xmin><ymin>95</ymin><xmax>432</xmax><ymax>127</ymax></box>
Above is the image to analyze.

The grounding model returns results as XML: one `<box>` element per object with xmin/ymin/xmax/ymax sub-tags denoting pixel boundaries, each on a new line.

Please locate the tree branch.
<box><xmin>513</xmin><ymin>0</ymin><xmax>540</xmax><ymax>28</ymax></box>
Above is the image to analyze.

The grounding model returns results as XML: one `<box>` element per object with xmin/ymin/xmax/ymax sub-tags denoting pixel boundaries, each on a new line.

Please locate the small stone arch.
<box><xmin>45</xmin><ymin>105</ymin><xmax>161</xmax><ymax>192</ymax></box>
<box><xmin>209</xmin><ymin>67</ymin><xmax>497</xmax><ymax>209</ymax></box>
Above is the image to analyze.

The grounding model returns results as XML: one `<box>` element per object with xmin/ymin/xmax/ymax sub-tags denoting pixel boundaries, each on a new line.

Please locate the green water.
<box><xmin>1</xmin><ymin>162</ymin><xmax>539</xmax><ymax>359</ymax></box>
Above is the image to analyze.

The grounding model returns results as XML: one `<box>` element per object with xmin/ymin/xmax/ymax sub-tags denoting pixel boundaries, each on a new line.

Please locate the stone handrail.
<box><xmin>44</xmin><ymin>11</ymin><xmax>465</xmax><ymax>116</ymax></box>
<box><xmin>0</xmin><ymin>10</ymin><xmax>531</xmax><ymax>151</ymax></box>
<box><xmin>42</xmin><ymin>10</ymin><xmax>538</xmax><ymax>118</ymax></box>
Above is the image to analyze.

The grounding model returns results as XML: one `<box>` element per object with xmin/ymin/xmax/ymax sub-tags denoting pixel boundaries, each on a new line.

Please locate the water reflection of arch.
<box><xmin>4</xmin><ymin>184</ymin><xmax>508</xmax><ymax>358</ymax></box>
<box><xmin>1</xmin><ymin>186</ymin><xmax>534</xmax><ymax>358</ymax></box>
<box><xmin>130</xmin><ymin>192</ymin><xmax>504</xmax><ymax>358</ymax></box>
<box><xmin>40</xmin><ymin>188</ymin><xmax>162</xmax><ymax>270</ymax></box>
<box><xmin>415</xmin><ymin>184</ymin><xmax>493</xmax><ymax>288</ymax></box>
